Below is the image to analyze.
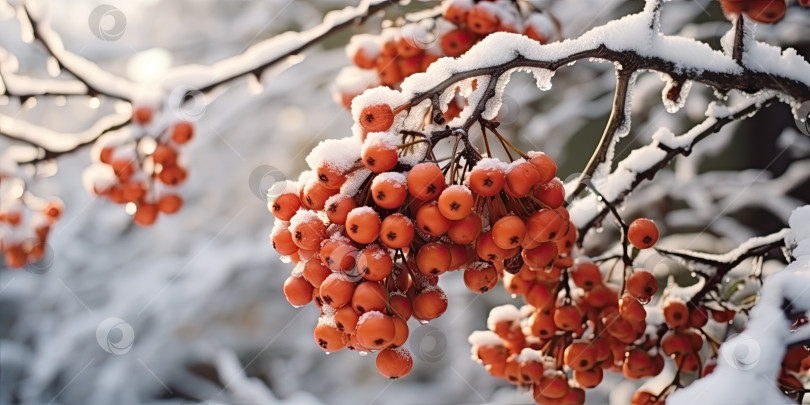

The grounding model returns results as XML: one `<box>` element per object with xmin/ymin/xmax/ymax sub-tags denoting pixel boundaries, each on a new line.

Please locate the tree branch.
<box><xmin>570</xmin><ymin>69</ymin><xmax>634</xmax><ymax>199</ymax></box>
<box><xmin>572</xmin><ymin>95</ymin><xmax>776</xmax><ymax>241</ymax></box>
<box><xmin>653</xmin><ymin>229</ymin><xmax>789</xmax><ymax>307</ymax></box>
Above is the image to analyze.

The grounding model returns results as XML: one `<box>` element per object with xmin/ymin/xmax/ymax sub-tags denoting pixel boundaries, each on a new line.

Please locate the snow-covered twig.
<box><xmin>657</xmin><ymin>229</ymin><xmax>789</xmax><ymax>306</ymax></box>
<box><xmin>571</xmin><ymin>94</ymin><xmax>776</xmax><ymax>239</ymax></box>
<box><xmin>0</xmin><ymin>113</ymin><xmax>131</xmax><ymax>164</ymax></box>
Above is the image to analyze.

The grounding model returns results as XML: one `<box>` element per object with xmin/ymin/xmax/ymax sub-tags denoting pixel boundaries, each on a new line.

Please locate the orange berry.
<box><xmin>463</xmin><ymin>262</ymin><xmax>498</xmax><ymax>293</ymax></box>
<box><xmin>43</xmin><ymin>199</ymin><xmax>64</xmax><ymax>220</ymax></box>
<box><xmin>376</xmin><ymin>56</ymin><xmax>403</xmax><ymax>86</ymax></box>
<box><xmin>631</xmin><ymin>391</ymin><xmax>657</xmax><ymax>405</ymax></box>
<box><xmin>467</xmin><ymin>4</ymin><xmax>499</xmax><ymax>34</ymax></box>
<box><xmin>407</xmin><ymin>162</ymin><xmax>446</xmax><ymax>200</ymax></box>
<box><xmin>626</xmin><ymin>270</ymin><xmax>658</xmax><ymax>301</ymax></box>
<box><xmin>619</xmin><ymin>293</ymin><xmax>647</xmax><ymax>323</ymax></box>
<box><xmin>442</xmin><ymin>2</ymin><xmax>470</xmax><ymax>25</ymax></box>
<box><xmin>290</xmin><ymin>213</ymin><xmax>326</xmax><ymax>251</ymax></box>
<box><xmin>663</xmin><ymin>300</ymin><xmax>690</xmax><ymax>328</ymax></box>
<box><xmin>283</xmin><ymin>275</ymin><xmax>314</xmax><ymax>307</ymax></box>
<box><xmin>302</xmin><ymin>259</ymin><xmax>331</xmax><ymax>288</ymax></box>
<box><xmin>133</xmin><ymin>203</ymin><xmax>158</xmax><ymax>227</ymax></box>
<box><xmin>744</xmin><ymin>0</ymin><xmax>786</xmax><ymax>24</ymax></box>
<box><xmin>334</xmin><ymin>305</ymin><xmax>360</xmax><ymax>334</ymax></box>
<box><xmin>526</xmin><ymin>283</ymin><xmax>555</xmax><ymax>310</ymax></box>
<box><xmin>491</xmin><ymin>215</ymin><xmax>527</xmax><ymax>250</ymax></box>
<box><xmin>564</xmin><ymin>342</ymin><xmax>597</xmax><ymax>371</ymax></box>
<box><xmin>661</xmin><ymin>331</ymin><xmax>692</xmax><ymax>356</ymax></box>
<box><xmin>533</xmin><ymin>177</ymin><xmax>564</xmax><ymax>209</ymax></box>
<box><xmin>152</xmin><ymin>144</ymin><xmax>178</xmax><ymax>166</ymax></box>
<box><xmin>158</xmin><ymin>165</ymin><xmax>188</xmax><ymax>186</ymax></box>
<box><xmin>171</xmin><ymin>121</ymin><xmax>194</xmax><ymax>144</ymax></box>
<box><xmin>372</xmin><ymin>173</ymin><xmax>408</xmax><ymax>209</ymax></box>
<box><xmin>389</xmin><ymin>293</ymin><xmax>413</xmax><ymax>320</ymax></box>
<box><xmin>526</xmin><ymin>209</ymin><xmax>564</xmax><ymax>242</ymax></box>
<box><xmin>505</xmin><ymin>161</ymin><xmax>541</xmax><ymax>197</ymax></box>
<box><xmin>319</xmin><ymin>237</ymin><xmax>356</xmax><ymax>271</ymax></box>
<box><xmin>440</xmin><ymin>29</ymin><xmax>475</xmax><ymax>57</ymax></box>
<box><xmin>528</xmin><ymin>152</ymin><xmax>557</xmax><ymax>184</ymax></box>
<box><xmin>376</xmin><ymin>347</ymin><xmax>413</xmax><ymax>379</ymax></box>
<box><xmin>319</xmin><ymin>273</ymin><xmax>356</xmax><ymax>308</ymax></box>
<box><xmin>313</xmin><ymin>320</ymin><xmax>347</xmax><ymax>352</ymax></box>
<box><xmin>112</xmin><ymin>159</ymin><xmax>135</xmax><ymax>181</ymax></box>
<box><xmin>416</xmin><ymin>242</ymin><xmax>451</xmax><ymax>276</ymax></box>
<box><xmin>574</xmin><ymin>367</ymin><xmax>603</xmax><ymax>388</ymax></box>
<box><xmin>415</xmin><ymin>201</ymin><xmax>451</xmax><ymax>237</ymax></box>
<box><xmin>352</xmin><ymin>281</ymin><xmax>388</xmax><ymax>314</ymax></box>
<box><xmin>356</xmin><ymin>311</ymin><xmax>396</xmax><ymax>350</ymax></box>
<box><xmin>324</xmin><ymin>194</ymin><xmax>355</xmax><ymax>225</ymax></box>
<box><xmin>475</xmin><ymin>231</ymin><xmax>511</xmax><ymax>262</ymax></box>
<box><xmin>689</xmin><ymin>306</ymin><xmax>709</xmax><ymax>328</ymax></box>
<box><xmin>447</xmin><ymin>213</ymin><xmax>482</xmax><ymax>245</ymax></box>
<box><xmin>522</xmin><ymin>242</ymin><xmax>557</xmax><ymax>269</ymax></box>
<box><xmin>352</xmin><ymin>47</ymin><xmax>378</xmax><ymax>69</ymax></box>
<box><xmin>390</xmin><ymin>316</ymin><xmax>409</xmax><ymax>347</ymax></box>
<box><xmin>357</xmin><ymin>246</ymin><xmax>393</xmax><ymax>281</ymax></box>
<box><xmin>316</xmin><ymin>162</ymin><xmax>347</xmax><ymax>190</ymax></box>
<box><xmin>535</xmin><ymin>373</ymin><xmax>569</xmax><ymax>399</ymax></box>
<box><xmin>398</xmin><ymin>55</ymin><xmax>423</xmax><ymax>77</ymax></box>
<box><xmin>412</xmin><ymin>287</ymin><xmax>448</xmax><ymax>321</ymax></box>
<box><xmin>437</xmin><ymin>185</ymin><xmax>474</xmax><ymax>220</ymax></box>
<box><xmin>99</xmin><ymin>146</ymin><xmax>114</xmax><ymax>164</ymax></box>
<box><xmin>554</xmin><ymin>305</ymin><xmax>582</xmax><ymax>331</ymax></box>
<box><xmin>132</xmin><ymin>106</ymin><xmax>153</xmax><ymax>125</ymax></box>
<box><xmin>380</xmin><ymin>213</ymin><xmax>415</xmax><ymax>249</ymax></box>
<box><xmin>345</xmin><ymin>207</ymin><xmax>381</xmax><ymax>244</ymax></box>
<box><xmin>711</xmin><ymin>308</ymin><xmax>736</xmax><ymax>323</ymax></box>
<box><xmin>571</xmin><ymin>261</ymin><xmax>602</xmax><ymax>290</ymax></box>
<box><xmin>396</xmin><ymin>36</ymin><xmax>422</xmax><ymax>58</ymax></box>
<box><xmin>362</xmin><ymin>139</ymin><xmax>398</xmax><ymax>173</ymax></box>
<box><xmin>359</xmin><ymin>104</ymin><xmax>395</xmax><ymax>133</ymax></box>
<box><xmin>271</xmin><ymin>227</ymin><xmax>298</xmax><ymax>256</ymax></box>
<box><xmin>628</xmin><ymin>218</ymin><xmax>659</xmax><ymax>249</ymax></box>
<box><xmin>158</xmin><ymin>194</ymin><xmax>183</xmax><ymax>214</ymax></box>
<box><xmin>468</xmin><ymin>161</ymin><xmax>506</xmax><ymax>197</ymax></box>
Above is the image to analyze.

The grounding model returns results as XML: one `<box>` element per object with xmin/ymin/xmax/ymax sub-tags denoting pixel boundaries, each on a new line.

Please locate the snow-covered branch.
<box><xmin>570</xmin><ymin>94</ymin><xmax>776</xmax><ymax>239</ymax></box>
<box><xmin>669</xmin><ymin>206</ymin><xmax>810</xmax><ymax>405</ymax></box>
<box><xmin>0</xmin><ymin>113</ymin><xmax>131</xmax><ymax>165</ymax></box>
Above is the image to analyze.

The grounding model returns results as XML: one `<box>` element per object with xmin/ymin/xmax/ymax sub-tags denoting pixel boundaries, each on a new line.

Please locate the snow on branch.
<box><xmin>0</xmin><ymin>113</ymin><xmax>131</xmax><ymax>165</ymax></box>
<box><xmin>16</xmin><ymin>2</ymin><xmax>138</xmax><ymax>102</ymax></box>
<box><xmin>569</xmin><ymin>93</ymin><xmax>776</xmax><ymax>239</ymax></box>
<box><xmin>669</xmin><ymin>206</ymin><xmax>810</xmax><ymax>405</ymax></box>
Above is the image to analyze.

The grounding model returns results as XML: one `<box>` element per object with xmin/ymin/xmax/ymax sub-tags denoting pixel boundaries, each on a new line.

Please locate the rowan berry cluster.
<box><xmin>471</xmin><ymin>259</ymin><xmax>668</xmax><ymax>405</ymax></box>
<box><xmin>0</xmin><ymin>179</ymin><xmax>62</xmax><ymax>269</ymax></box>
<box><xmin>83</xmin><ymin>107</ymin><xmax>190</xmax><ymax>227</ymax></box>
<box><xmin>334</xmin><ymin>0</ymin><xmax>559</xmax><ymax>109</ymax></box>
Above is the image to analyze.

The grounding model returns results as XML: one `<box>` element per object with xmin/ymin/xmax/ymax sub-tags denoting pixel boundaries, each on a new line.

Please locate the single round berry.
<box><xmin>359</xmin><ymin>104</ymin><xmax>395</xmax><ymax>133</ymax></box>
<box><xmin>628</xmin><ymin>218</ymin><xmax>659</xmax><ymax>249</ymax></box>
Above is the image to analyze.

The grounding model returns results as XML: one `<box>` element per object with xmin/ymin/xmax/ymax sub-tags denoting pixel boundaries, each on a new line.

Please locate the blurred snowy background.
<box><xmin>1</xmin><ymin>0</ymin><xmax>809</xmax><ymax>404</ymax></box>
